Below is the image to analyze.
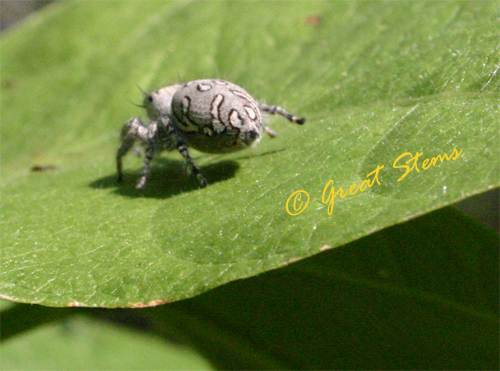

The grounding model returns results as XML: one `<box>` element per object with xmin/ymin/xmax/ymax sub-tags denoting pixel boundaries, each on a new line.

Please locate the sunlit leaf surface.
<box><xmin>1</xmin><ymin>1</ymin><xmax>498</xmax><ymax>307</ymax></box>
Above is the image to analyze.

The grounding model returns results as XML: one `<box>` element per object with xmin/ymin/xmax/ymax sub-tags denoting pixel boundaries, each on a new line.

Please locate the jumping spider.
<box><xmin>116</xmin><ymin>79</ymin><xmax>305</xmax><ymax>189</ymax></box>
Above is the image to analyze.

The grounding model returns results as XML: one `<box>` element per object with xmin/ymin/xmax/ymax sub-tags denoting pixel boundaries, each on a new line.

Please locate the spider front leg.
<box><xmin>259</xmin><ymin>103</ymin><xmax>306</xmax><ymax>138</ymax></box>
<box><xmin>117</xmin><ymin>118</ymin><xmax>149</xmax><ymax>182</ymax></box>
<box><xmin>135</xmin><ymin>121</ymin><xmax>162</xmax><ymax>189</ymax></box>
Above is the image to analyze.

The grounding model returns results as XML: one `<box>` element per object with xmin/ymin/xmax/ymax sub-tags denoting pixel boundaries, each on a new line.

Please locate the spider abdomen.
<box><xmin>171</xmin><ymin>79</ymin><xmax>264</xmax><ymax>153</ymax></box>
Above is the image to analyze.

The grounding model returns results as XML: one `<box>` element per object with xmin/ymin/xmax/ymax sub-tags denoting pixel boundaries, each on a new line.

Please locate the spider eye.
<box><xmin>147</xmin><ymin>95</ymin><xmax>153</xmax><ymax>103</ymax></box>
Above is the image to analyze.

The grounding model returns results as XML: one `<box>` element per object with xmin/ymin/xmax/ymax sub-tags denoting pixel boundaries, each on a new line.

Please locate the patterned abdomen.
<box><xmin>171</xmin><ymin>79</ymin><xmax>264</xmax><ymax>153</ymax></box>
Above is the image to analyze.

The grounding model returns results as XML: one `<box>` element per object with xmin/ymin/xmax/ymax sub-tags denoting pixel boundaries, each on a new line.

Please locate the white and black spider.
<box><xmin>116</xmin><ymin>79</ymin><xmax>305</xmax><ymax>188</ymax></box>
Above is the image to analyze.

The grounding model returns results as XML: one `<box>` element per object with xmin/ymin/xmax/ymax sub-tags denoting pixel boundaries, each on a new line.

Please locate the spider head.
<box><xmin>138</xmin><ymin>84</ymin><xmax>181</xmax><ymax>120</ymax></box>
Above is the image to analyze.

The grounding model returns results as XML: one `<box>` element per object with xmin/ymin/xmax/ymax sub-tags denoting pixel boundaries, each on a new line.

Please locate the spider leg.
<box><xmin>135</xmin><ymin>141</ymin><xmax>154</xmax><ymax>189</ymax></box>
<box><xmin>135</xmin><ymin>121</ymin><xmax>160</xmax><ymax>189</ymax></box>
<box><xmin>167</xmin><ymin>120</ymin><xmax>207</xmax><ymax>188</ymax></box>
<box><xmin>259</xmin><ymin>103</ymin><xmax>306</xmax><ymax>131</ymax></box>
<box><xmin>259</xmin><ymin>103</ymin><xmax>305</xmax><ymax>138</ymax></box>
<box><xmin>176</xmin><ymin>139</ymin><xmax>207</xmax><ymax>188</ymax></box>
<box><xmin>264</xmin><ymin>126</ymin><xmax>277</xmax><ymax>138</ymax></box>
<box><xmin>136</xmin><ymin>118</ymin><xmax>207</xmax><ymax>188</ymax></box>
<box><xmin>117</xmin><ymin>118</ymin><xmax>148</xmax><ymax>182</ymax></box>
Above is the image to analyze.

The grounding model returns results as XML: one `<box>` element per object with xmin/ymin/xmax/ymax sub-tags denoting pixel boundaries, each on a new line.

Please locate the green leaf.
<box><xmin>0</xmin><ymin>312</ymin><xmax>212</xmax><ymax>370</ymax></box>
<box><xmin>1</xmin><ymin>207</ymin><xmax>497</xmax><ymax>369</ymax></box>
<box><xmin>1</xmin><ymin>1</ymin><xmax>498</xmax><ymax>307</ymax></box>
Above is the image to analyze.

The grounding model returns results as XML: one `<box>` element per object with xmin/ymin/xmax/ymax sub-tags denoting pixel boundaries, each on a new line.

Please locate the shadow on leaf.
<box><xmin>89</xmin><ymin>158</ymin><xmax>240</xmax><ymax>199</ymax></box>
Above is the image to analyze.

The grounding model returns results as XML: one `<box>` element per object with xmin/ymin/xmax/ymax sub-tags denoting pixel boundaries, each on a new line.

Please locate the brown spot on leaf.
<box><xmin>31</xmin><ymin>164</ymin><xmax>56</xmax><ymax>172</ymax></box>
<box><xmin>305</xmin><ymin>16</ymin><xmax>322</xmax><ymax>26</ymax></box>
<box><xmin>67</xmin><ymin>301</ymin><xmax>87</xmax><ymax>307</ymax></box>
<box><xmin>128</xmin><ymin>300</ymin><xmax>170</xmax><ymax>308</ymax></box>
